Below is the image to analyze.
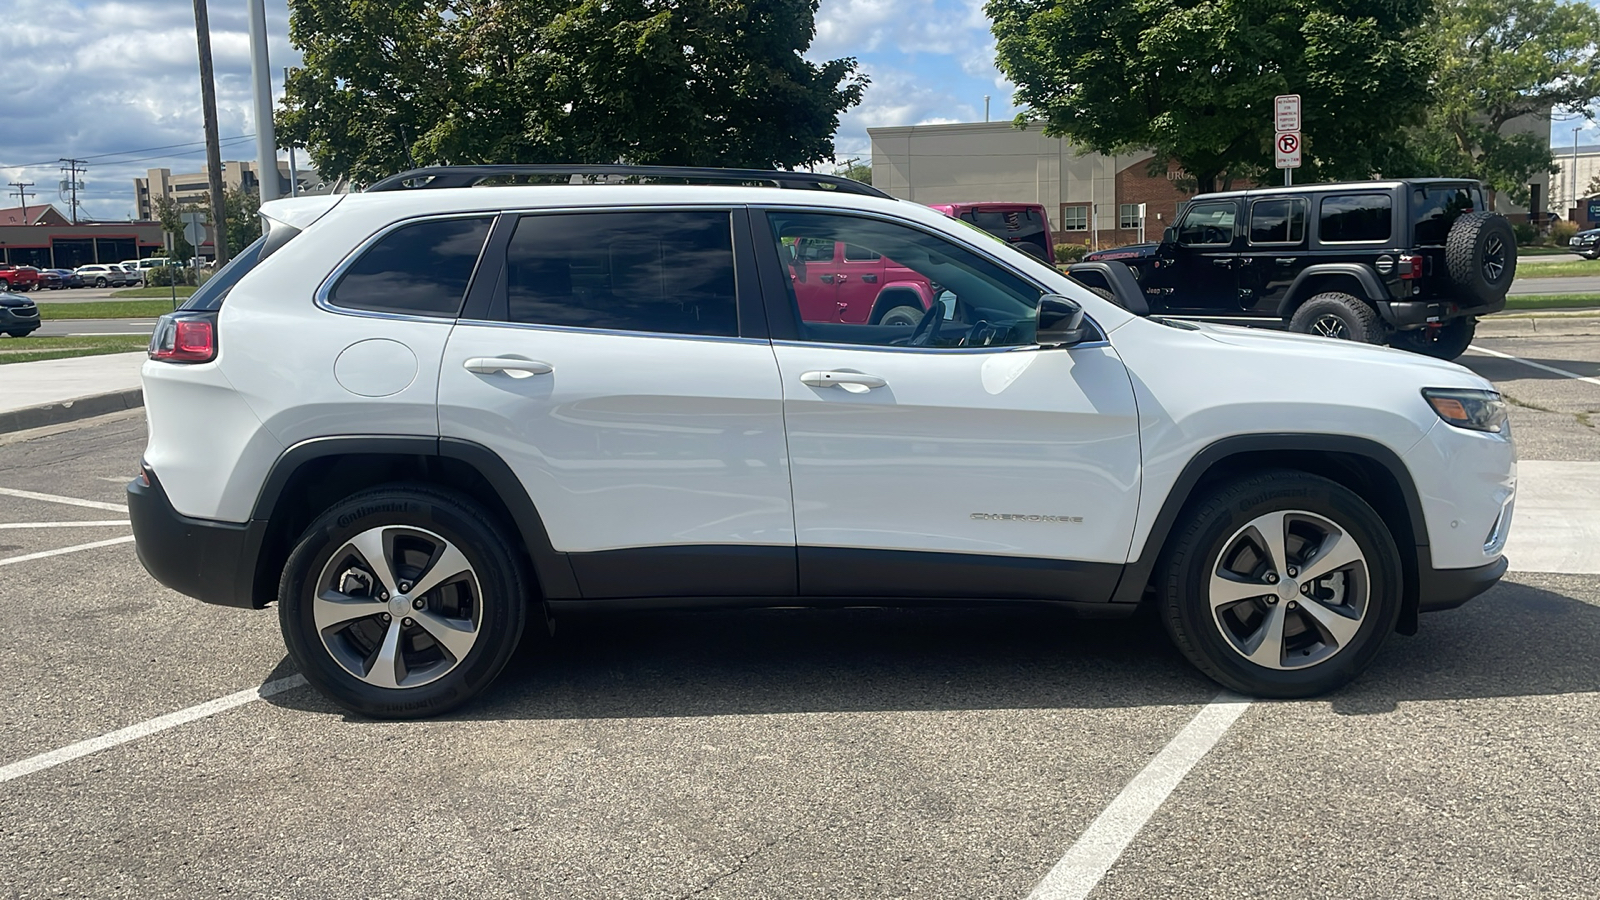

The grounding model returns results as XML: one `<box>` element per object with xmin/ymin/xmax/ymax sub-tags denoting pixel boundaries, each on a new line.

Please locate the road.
<box><xmin>0</xmin><ymin>333</ymin><xmax>1596</xmax><ymax>898</ymax></box>
<box><xmin>34</xmin><ymin>318</ymin><xmax>160</xmax><ymax>337</ymax></box>
<box><xmin>1509</xmin><ymin>274</ymin><xmax>1600</xmax><ymax>295</ymax></box>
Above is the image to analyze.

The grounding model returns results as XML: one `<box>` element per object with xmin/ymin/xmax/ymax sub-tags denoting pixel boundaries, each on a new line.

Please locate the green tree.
<box><xmin>278</xmin><ymin>0</ymin><xmax>866</xmax><ymax>184</ymax></box>
<box><xmin>835</xmin><ymin>158</ymin><xmax>871</xmax><ymax>184</ymax></box>
<box><xmin>152</xmin><ymin>195</ymin><xmax>198</xmax><ymax>260</ymax></box>
<box><xmin>1389</xmin><ymin>0</ymin><xmax>1600</xmax><ymax>207</ymax></box>
<box><xmin>224</xmin><ymin>187</ymin><xmax>264</xmax><ymax>251</ymax></box>
<box><xmin>987</xmin><ymin>0</ymin><xmax>1434</xmax><ymax>192</ymax></box>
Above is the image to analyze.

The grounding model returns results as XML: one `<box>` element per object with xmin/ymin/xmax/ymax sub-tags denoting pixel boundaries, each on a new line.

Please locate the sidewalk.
<box><xmin>1478</xmin><ymin>308</ymin><xmax>1600</xmax><ymax>337</ymax></box>
<box><xmin>0</xmin><ymin>352</ymin><xmax>145</xmax><ymax>434</ymax></box>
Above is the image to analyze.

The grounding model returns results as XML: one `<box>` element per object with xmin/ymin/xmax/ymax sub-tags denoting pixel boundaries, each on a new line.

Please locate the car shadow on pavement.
<box><xmin>261</xmin><ymin>576</ymin><xmax>1598</xmax><ymax>721</ymax></box>
<box><xmin>1461</xmin><ymin>354</ymin><xmax>1600</xmax><ymax>380</ymax></box>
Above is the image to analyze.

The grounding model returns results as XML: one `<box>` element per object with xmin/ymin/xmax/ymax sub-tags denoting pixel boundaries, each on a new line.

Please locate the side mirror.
<box><xmin>1036</xmin><ymin>294</ymin><xmax>1087</xmax><ymax>347</ymax></box>
<box><xmin>1162</xmin><ymin>226</ymin><xmax>1177</xmax><ymax>245</ymax></box>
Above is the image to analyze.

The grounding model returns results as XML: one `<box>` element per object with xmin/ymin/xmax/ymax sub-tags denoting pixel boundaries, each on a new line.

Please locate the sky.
<box><xmin>0</xmin><ymin>0</ymin><xmax>1583</xmax><ymax>222</ymax></box>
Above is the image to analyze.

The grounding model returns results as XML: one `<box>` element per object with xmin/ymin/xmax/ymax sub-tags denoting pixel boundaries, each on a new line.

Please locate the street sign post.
<box><xmin>1274</xmin><ymin>94</ymin><xmax>1301</xmax><ymax>186</ymax></box>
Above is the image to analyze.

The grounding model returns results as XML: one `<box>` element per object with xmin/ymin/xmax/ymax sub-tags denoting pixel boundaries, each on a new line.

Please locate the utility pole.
<box><xmin>57</xmin><ymin>160</ymin><xmax>86</xmax><ymax>224</ymax></box>
<box><xmin>192</xmin><ymin>0</ymin><xmax>230</xmax><ymax>265</ymax></box>
<box><xmin>284</xmin><ymin>67</ymin><xmax>300</xmax><ymax>197</ymax></box>
<box><xmin>247</xmin><ymin>0</ymin><xmax>279</xmax><ymax>203</ymax></box>
<box><xmin>8</xmin><ymin>182</ymin><xmax>35</xmax><ymax>220</ymax></box>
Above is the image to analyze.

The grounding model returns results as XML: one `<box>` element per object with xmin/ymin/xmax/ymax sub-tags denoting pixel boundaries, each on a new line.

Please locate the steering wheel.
<box><xmin>907</xmin><ymin>302</ymin><xmax>943</xmax><ymax>346</ymax></box>
<box><xmin>1202</xmin><ymin>226</ymin><xmax>1228</xmax><ymax>245</ymax></box>
<box><xmin>959</xmin><ymin>319</ymin><xmax>999</xmax><ymax>348</ymax></box>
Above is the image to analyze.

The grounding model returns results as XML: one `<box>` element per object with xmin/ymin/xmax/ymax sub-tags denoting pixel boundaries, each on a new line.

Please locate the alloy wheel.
<box><xmin>1483</xmin><ymin>235</ymin><xmax>1505</xmax><ymax>283</ymax></box>
<box><xmin>1208</xmin><ymin>510</ymin><xmax>1369</xmax><ymax>670</ymax></box>
<box><xmin>1310</xmin><ymin>314</ymin><xmax>1349</xmax><ymax>340</ymax></box>
<box><xmin>313</xmin><ymin>525</ymin><xmax>483</xmax><ymax>689</ymax></box>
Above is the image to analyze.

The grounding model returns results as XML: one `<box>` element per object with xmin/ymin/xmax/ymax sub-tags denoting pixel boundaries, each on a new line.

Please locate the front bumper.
<box><xmin>128</xmin><ymin>470</ymin><xmax>267</xmax><ymax>609</ymax></box>
<box><xmin>1417</xmin><ymin>555</ymin><xmax>1507</xmax><ymax>612</ymax></box>
<box><xmin>0</xmin><ymin>306</ymin><xmax>39</xmax><ymax>330</ymax></box>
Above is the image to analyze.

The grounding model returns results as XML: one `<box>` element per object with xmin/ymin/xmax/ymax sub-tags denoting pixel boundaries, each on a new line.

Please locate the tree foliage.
<box><xmin>224</xmin><ymin>188</ymin><xmax>263</xmax><ymax>251</ymax></box>
<box><xmin>1388</xmin><ymin>0</ymin><xmax>1600</xmax><ymax>206</ymax></box>
<box><xmin>988</xmin><ymin>0</ymin><xmax>1433</xmax><ymax>193</ymax></box>
<box><xmin>152</xmin><ymin>195</ymin><xmax>196</xmax><ymax>259</ymax></box>
<box><xmin>278</xmin><ymin>0</ymin><xmax>866</xmax><ymax>184</ymax></box>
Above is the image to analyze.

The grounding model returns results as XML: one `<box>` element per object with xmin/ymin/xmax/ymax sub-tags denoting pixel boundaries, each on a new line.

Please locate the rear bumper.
<box><xmin>1380</xmin><ymin>297</ymin><xmax>1506</xmax><ymax>328</ymax></box>
<box><xmin>128</xmin><ymin>471</ymin><xmax>267</xmax><ymax>609</ymax></box>
<box><xmin>1417</xmin><ymin>556</ymin><xmax>1507</xmax><ymax>613</ymax></box>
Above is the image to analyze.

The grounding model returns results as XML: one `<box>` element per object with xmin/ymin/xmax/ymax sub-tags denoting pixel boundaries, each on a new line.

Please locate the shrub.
<box><xmin>1054</xmin><ymin>242</ymin><xmax>1090</xmax><ymax>263</ymax></box>
<box><xmin>1512</xmin><ymin>222</ymin><xmax>1538</xmax><ymax>246</ymax></box>
<box><xmin>1551</xmin><ymin>219</ymin><xmax>1579</xmax><ymax>242</ymax></box>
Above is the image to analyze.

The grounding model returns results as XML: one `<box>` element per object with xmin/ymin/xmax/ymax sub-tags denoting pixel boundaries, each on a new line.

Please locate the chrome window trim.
<box><xmin>772</xmin><ymin>338</ymin><xmax>1110</xmax><ymax>355</ymax></box>
<box><xmin>753</xmin><ymin>204</ymin><xmax>1107</xmax><ymax>344</ymax></box>
<box><xmin>313</xmin><ymin>211</ymin><xmax>499</xmax><ymax>320</ymax></box>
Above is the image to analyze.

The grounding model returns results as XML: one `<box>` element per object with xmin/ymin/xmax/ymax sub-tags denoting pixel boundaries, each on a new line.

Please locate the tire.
<box><xmin>878</xmin><ymin>304</ymin><xmax>924</xmax><ymax>327</ymax></box>
<box><xmin>1288</xmin><ymin>291</ymin><xmax>1383</xmax><ymax>343</ymax></box>
<box><xmin>1157</xmin><ymin>470</ymin><xmax>1402</xmax><ymax>698</ymax></box>
<box><xmin>94</xmin><ymin>277</ymin><xmax>107</xmax><ymax>288</ymax></box>
<box><xmin>277</xmin><ymin>485</ymin><xmax>530</xmax><ymax>718</ymax></box>
<box><xmin>5</xmin><ymin>329</ymin><xmax>36</xmax><ymax>338</ymax></box>
<box><xmin>1389</xmin><ymin>317</ymin><xmax>1476</xmax><ymax>360</ymax></box>
<box><xmin>1444</xmin><ymin>211</ymin><xmax>1516</xmax><ymax>305</ymax></box>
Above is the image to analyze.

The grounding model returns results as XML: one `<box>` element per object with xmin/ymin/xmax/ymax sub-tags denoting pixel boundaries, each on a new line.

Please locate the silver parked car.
<box><xmin>75</xmin><ymin>264</ymin><xmax>137</xmax><ymax>288</ymax></box>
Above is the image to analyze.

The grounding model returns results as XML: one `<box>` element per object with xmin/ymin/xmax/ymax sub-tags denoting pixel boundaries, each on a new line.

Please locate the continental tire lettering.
<box><xmin>1237</xmin><ymin>488</ymin><xmax>1311</xmax><ymax>512</ymax></box>
<box><xmin>970</xmin><ymin>513</ymin><xmax>1083</xmax><ymax>523</ymax></box>
<box><xmin>337</xmin><ymin>502</ymin><xmax>416</xmax><ymax>528</ymax></box>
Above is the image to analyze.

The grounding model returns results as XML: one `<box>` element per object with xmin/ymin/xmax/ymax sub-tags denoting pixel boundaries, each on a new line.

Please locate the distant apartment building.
<box><xmin>134</xmin><ymin>161</ymin><xmax>338</xmax><ymax>220</ymax></box>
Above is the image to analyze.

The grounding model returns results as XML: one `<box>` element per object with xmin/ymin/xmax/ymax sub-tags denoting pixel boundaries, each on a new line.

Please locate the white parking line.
<box><xmin>0</xmin><ymin>535</ymin><xmax>135</xmax><ymax>567</ymax></box>
<box><xmin>65</xmin><ymin>332</ymin><xmax>150</xmax><ymax>336</ymax></box>
<box><xmin>1026</xmin><ymin>692</ymin><xmax>1252</xmax><ymax>900</ymax></box>
<box><xmin>0</xmin><ymin>675</ymin><xmax>307</xmax><ymax>785</ymax></box>
<box><xmin>0</xmin><ymin>487</ymin><xmax>128</xmax><ymax>513</ymax></box>
<box><xmin>0</xmin><ymin>520</ymin><xmax>130</xmax><ymax>529</ymax></box>
<box><xmin>1469</xmin><ymin>344</ymin><xmax>1600</xmax><ymax>387</ymax></box>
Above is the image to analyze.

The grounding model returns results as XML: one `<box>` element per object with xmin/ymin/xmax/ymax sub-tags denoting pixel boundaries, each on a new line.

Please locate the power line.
<box><xmin>59</xmin><ymin>159</ymin><xmax>86</xmax><ymax>225</ymax></box>
<box><xmin>0</xmin><ymin>134</ymin><xmax>257</xmax><ymax>171</ymax></box>
<box><xmin>7</xmin><ymin>182</ymin><xmax>35</xmax><ymax>219</ymax></box>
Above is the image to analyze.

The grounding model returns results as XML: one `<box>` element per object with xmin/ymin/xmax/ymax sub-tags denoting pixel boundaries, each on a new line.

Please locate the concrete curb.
<box><xmin>1478</xmin><ymin>314</ymin><xmax>1600</xmax><ymax>338</ymax></box>
<box><xmin>0</xmin><ymin>389</ymin><xmax>144</xmax><ymax>436</ymax></box>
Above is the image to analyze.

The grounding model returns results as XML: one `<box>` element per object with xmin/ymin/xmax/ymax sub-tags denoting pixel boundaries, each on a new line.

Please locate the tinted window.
<box><xmin>843</xmin><ymin>244</ymin><xmax>880</xmax><ymax>262</ymax></box>
<box><xmin>1414</xmin><ymin>186</ymin><xmax>1476</xmax><ymax>245</ymax></box>
<box><xmin>769</xmin><ymin>211</ymin><xmax>1042</xmax><ymax>348</ymax></box>
<box><xmin>1178</xmin><ymin>202</ymin><xmax>1237</xmax><ymax>245</ymax></box>
<box><xmin>503</xmin><ymin>211</ymin><xmax>737</xmax><ymax>337</ymax></box>
<box><xmin>962</xmin><ymin>207</ymin><xmax>1051</xmax><ymax>258</ymax></box>
<box><xmin>1250</xmin><ymin>198</ymin><xmax>1307</xmax><ymax>244</ymax></box>
<box><xmin>1320</xmin><ymin>194</ymin><xmax>1392</xmax><ymax>243</ymax></box>
<box><xmin>330</xmin><ymin>217</ymin><xmax>492</xmax><ymax>317</ymax></box>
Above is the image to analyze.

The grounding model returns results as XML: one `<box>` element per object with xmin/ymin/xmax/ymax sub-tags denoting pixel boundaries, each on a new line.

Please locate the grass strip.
<box><xmin>1502</xmin><ymin>294</ymin><xmax>1600</xmax><ymax>311</ymax></box>
<box><xmin>0</xmin><ymin>335</ymin><xmax>148</xmax><ymax>365</ymax></box>
<box><xmin>108</xmin><ymin>286</ymin><xmax>197</xmax><ymax>299</ymax></box>
<box><xmin>28</xmin><ymin>300</ymin><xmax>176</xmax><ymax>320</ymax></box>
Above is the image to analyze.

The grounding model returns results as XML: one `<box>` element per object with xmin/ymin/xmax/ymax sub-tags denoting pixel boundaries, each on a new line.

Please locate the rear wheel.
<box><xmin>1390</xmin><ymin>317</ymin><xmax>1476</xmax><ymax>360</ymax></box>
<box><xmin>278</xmin><ymin>485</ymin><xmax>530</xmax><ymax>718</ymax></box>
<box><xmin>877</xmin><ymin>305</ymin><xmax>924</xmax><ymax>327</ymax></box>
<box><xmin>1288</xmin><ymin>291</ymin><xmax>1383</xmax><ymax>343</ymax></box>
<box><xmin>1157</xmin><ymin>471</ymin><xmax>1402</xmax><ymax>698</ymax></box>
<box><xmin>94</xmin><ymin>277</ymin><xmax>107</xmax><ymax>288</ymax></box>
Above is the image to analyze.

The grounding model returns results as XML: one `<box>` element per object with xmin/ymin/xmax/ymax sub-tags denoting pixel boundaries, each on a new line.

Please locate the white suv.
<box><xmin>127</xmin><ymin>165</ymin><xmax>1516</xmax><ymax>718</ymax></box>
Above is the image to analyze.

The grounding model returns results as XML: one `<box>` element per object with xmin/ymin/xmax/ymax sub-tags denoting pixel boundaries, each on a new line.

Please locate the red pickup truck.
<box><xmin>0</xmin><ymin>265</ymin><xmax>40</xmax><ymax>292</ymax></box>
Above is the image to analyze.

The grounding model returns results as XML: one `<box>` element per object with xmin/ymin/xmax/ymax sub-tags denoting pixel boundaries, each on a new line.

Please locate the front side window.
<box><xmin>1320</xmin><ymin>194</ymin><xmax>1393</xmax><ymax>243</ymax></box>
<box><xmin>330</xmin><ymin>216</ymin><xmax>492</xmax><ymax>317</ymax></box>
<box><xmin>1178</xmin><ymin>201</ymin><xmax>1237</xmax><ymax>245</ymax></box>
<box><xmin>768</xmin><ymin>211</ymin><xmax>1043</xmax><ymax>349</ymax></box>
<box><xmin>503</xmin><ymin>210</ymin><xmax>738</xmax><ymax>337</ymax></box>
<box><xmin>1249</xmin><ymin>198</ymin><xmax>1308</xmax><ymax>244</ymax></box>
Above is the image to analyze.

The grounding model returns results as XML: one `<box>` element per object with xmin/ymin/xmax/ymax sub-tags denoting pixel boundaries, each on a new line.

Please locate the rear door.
<box><xmin>1238</xmin><ymin>196</ymin><xmax>1309</xmax><ymax>314</ymax></box>
<box><xmin>437</xmin><ymin>207</ymin><xmax>796</xmax><ymax>600</ymax></box>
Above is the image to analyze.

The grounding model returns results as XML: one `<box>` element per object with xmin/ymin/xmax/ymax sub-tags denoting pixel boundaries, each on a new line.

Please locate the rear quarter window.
<box><xmin>1319</xmin><ymin>194</ymin><xmax>1392</xmax><ymax>243</ymax></box>
<box><xmin>328</xmin><ymin>216</ymin><xmax>494</xmax><ymax>318</ymax></box>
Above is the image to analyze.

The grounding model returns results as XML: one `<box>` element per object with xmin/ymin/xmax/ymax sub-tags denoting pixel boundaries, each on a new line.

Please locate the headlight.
<box><xmin>1422</xmin><ymin>388</ymin><xmax>1508</xmax><ymax>433</ymax></box>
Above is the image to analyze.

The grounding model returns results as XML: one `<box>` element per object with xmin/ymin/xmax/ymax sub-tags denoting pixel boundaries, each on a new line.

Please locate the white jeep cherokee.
<box><xmin>128</xmin><ymin>165</ymin><xmax>1515</xmax><ymax>718</ymax></box>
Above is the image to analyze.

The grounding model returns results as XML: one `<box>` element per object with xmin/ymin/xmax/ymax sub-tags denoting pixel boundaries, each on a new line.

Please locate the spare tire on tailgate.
<box><xmin>1445</xmin><ymin>211</ymin><xmax>1516</xmax><ymax>306</ymax></box>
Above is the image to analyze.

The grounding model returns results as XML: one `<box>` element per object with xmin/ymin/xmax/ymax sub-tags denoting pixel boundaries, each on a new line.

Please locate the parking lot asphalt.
<box><xmin>0</xmin><ymin>337</ymin><xmax>1597</xmax><ymax>899</ymax></box>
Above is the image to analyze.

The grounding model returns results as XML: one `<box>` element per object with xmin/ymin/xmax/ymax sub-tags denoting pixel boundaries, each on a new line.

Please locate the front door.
<box><xmin>1163</xmin><ymin>199</ymin><xmax>1242</xmax><ymax>313</ymax></box>
<box><xmin>755</xmin><ymin>208</ymin><xmax>1142</xmax><ymax>601</ymax></box>
<box><xmin>437</xmin><ymin>208</ymin><xmax>796</xmax><ymax>599</ymax></box>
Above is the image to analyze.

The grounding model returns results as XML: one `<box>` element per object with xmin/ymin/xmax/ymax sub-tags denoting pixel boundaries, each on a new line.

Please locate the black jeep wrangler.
<box><xmin>1076</xmin><ymin>179</ymin><xmax>1515</xmax><ymax>360</ymax></box>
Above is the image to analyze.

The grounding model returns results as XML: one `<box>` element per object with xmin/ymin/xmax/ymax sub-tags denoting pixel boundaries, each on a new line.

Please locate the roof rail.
<box><xmin>363</xmin><ymin>164</ymin><xmax>895</xmax><ymax>200</ymax></box>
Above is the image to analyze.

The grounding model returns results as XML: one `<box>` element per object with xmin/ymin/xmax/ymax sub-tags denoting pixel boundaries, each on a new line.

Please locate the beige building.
<box><xmin>134</xmin><ymin>161</ymin><xmax>338</xmax><ymax>220</ymax></box>
<box><xmin>1550</xmin><ymin>142</ymin><xmax>1600</xmax><ymax>225</ymax></box>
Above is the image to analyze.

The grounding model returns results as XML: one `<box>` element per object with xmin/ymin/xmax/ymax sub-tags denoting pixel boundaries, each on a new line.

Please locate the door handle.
<box><xmin>1275</xmin><ymin>258</ymin><xmax>1297</xmax><ymax>266</ymax></box>
<box><xmin>862</xmin><ymin>274</ymin><xmax>878</xmax><ymax>283</ymax></box>
<box><xmin>800</xmin><ymin>370</ymin><xmax>887</xmax><ymax>393</ymax></box>
<box><xmin>1211</xmin><ymin>259</ymin><xmax>1234</xmax><ymax>269</ymax></box>
<box><xmin>820</xmin><ymin>274</ymin><xmax>836</xmax><ymax>284</ymax></box>
<box><xmin>463</xmin><ymin>357</ymin><xmax>554</xmax><ymax>376</ymax></box>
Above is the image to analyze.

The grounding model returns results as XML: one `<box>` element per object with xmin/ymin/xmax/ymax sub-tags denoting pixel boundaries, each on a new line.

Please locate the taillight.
<box><xmin>148</xmin><ymin>312</ymin><xmax>218</xmax><ymax>363</ymax></box>
<box><xmin>1399</xmin><ymin>253</ymin><xmax>1424</xmax><ymax>280</ymax></box>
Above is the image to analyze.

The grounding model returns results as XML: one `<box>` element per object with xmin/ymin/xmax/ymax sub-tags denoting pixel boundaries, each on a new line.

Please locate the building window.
<box><xmin>1118</xmin><ymin>204</ymin><xmax>1142</xmax><ymax>230</ymax></box>
<box><xmin>1062</xmin><ymin>206</ymin><xmax>1088</xmax><ymax>231</ymax></box>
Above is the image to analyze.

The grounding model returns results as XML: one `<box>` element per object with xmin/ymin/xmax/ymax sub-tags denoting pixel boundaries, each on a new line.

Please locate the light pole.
<box><xmin>1573</xmin><ymin>126</ymin><xmax>1583</xmax><ymax>223</ymax></box>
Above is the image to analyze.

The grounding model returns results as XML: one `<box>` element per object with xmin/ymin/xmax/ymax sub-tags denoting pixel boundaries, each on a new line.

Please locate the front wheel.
<box><xmin>278</xmin><ymin>486</ymin><xmax>530</xmax><ymax>718</ymax></box>
<box><xmin>1157</xmin><ymin>471</ymin><xmax>1402</xmax><ymax>698</ymax></box>
<box><xmin>877</xmin><ymin>304</ymin><xmax>924</xmax><ymax>327</ymax></box>
<box><xmin>1390</xmin><ymin>317</ymin><xmax>1476</xmax><ymax>360</ymax></box>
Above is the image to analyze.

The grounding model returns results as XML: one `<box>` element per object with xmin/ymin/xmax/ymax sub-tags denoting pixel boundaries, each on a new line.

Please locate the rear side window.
<box><xmin>1250</xmin><ymin>198</ymin><xmax>1307</xmax><ymax>244</ymax></box>
<box><xmin>329</xmin><ymin>216</ymin><xmax>492</xmax><ymax>317</ymax></box>
<box><xmin>961</xmin><ymin>207</ymin><xmax>1051</xmax><ymax>258</ymax></box>
<box><xmin>501</xmin><ymin>210</ymin><xmax>737</xmax><ymax>337</ymax></box>
<box><xmin>1320</xmin><ymin>194</ymin><xmax>1392</xmax><ymax>243</ymax></box>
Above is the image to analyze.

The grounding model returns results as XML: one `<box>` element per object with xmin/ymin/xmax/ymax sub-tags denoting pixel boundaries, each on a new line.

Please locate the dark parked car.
<box><xmin>39</xmin><ymin>268</ymin><xmax>83</xmax><ymax>289</ymax></box>
<box><xmin>1569</xmin><ymin>228</ymin><xmax>1599</xmax><ymax>259</ymax></box>
<box><xmin>0</xmin><ymin>287</ymin><xmax>39</xmax><ymax>337</ymax></box>
<box><xmin>1077</xmin><ymin>179</ymin><xmax>1514</xmax><ymax>359</ymax></box>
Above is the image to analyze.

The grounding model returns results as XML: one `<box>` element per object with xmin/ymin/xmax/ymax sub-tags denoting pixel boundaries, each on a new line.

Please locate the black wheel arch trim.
<box><xmin>249</xmin><ymin>435</ymin><xmax>580</xmax><ymax>605</ymax></box>
<box><xmin>1276</xmin><ymin>264</ymin><xmax>1390</xmax><ymax>318</ymax></box>
<box><xmin>1111</xmin><ymin>433</ymin><xmax>1434</xmax><ymax>634</ymax></box>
